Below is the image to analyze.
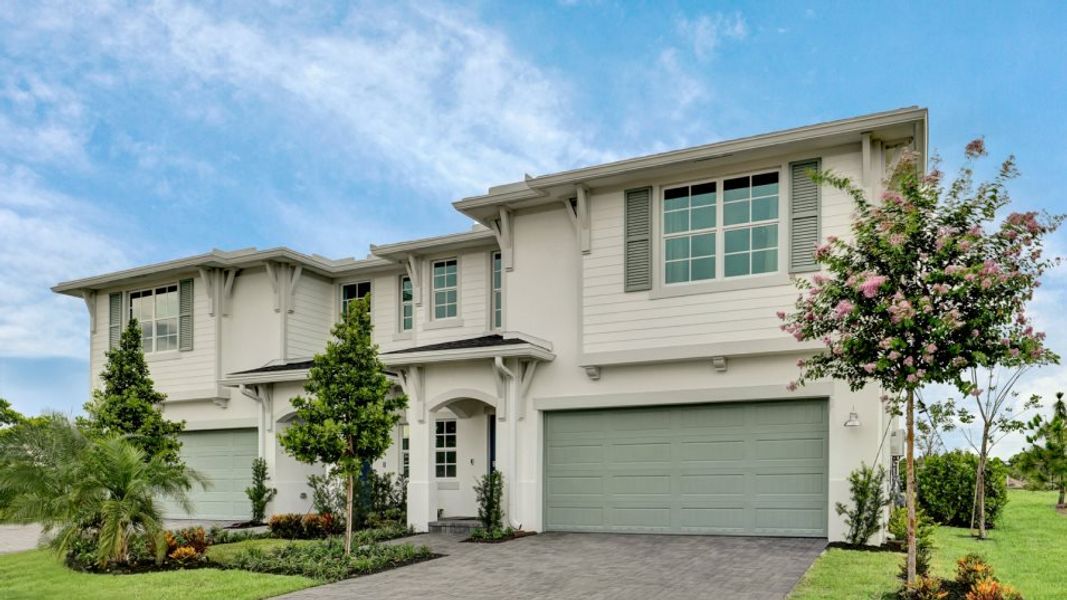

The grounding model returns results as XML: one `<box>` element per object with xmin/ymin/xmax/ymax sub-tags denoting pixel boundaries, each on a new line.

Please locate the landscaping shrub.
<box><xmin>226</xmin><ymin>537</ymin><xmax>432</xmax><ymax>582</ymax></box>
<box><xmin>308</xmin><ymin>471</ymin><xmax>347</xmax><ymax>517</ymax></box>
<box><xmin>956</xmin><ymin>554</ymin><xmax>996</xmax><ymax>589</ymax></box>
<box><xmin>301</xmin><ymin>512</ymin><xmax>337</xmax><ymax>538</ymax></box>
<box><xmin>268</xmin><ymin>513</ymin><xmax>306</xmax><ymax>539</ymax></box>
<box><xmin>964</xmin><ymin>579</ymin><xmax>1023</xmax><ymax>600</ymax></box>
<box><xmin>207</xmin><ymin>526</ymin><xmax>272</xmax><ymax>545</ymax></box>
<box><xmin>245</xmin><ymin>457</ymin><xmax>276</xmax><ymax>524</ymax></box>
<box><xmin>165</xmin><ymin>527</ymin><xmax>208</xmax><ymax>556</ymax></box>
<box><xmin>474</xmin><ymin>470</ymin><xmax>505</xmax><ymax>532</ymax></box>
<box><xmin>907</xmin><ymin>451</ymin><xmax>1009</xmax><ymax>528</ymax></box>
<box><xmin>889</xmin><ymin>506</ymin><xmax>936</xmax><ymax>578</ymax></box>
<box><xmin>308</xmin><ymin>469</ymin><xmax>406</xmax><ymax>529</ymax></box>
<box><xmin>900</xmin><ymin>575</ymin><xmax>949</xmax><ymax>600</ymax></box>
<box><xmin>167</xmin><ymin>546</ymin><xmax>201</xmax><ymax>564</ymax></box>
<box><xmin>835</xmin><ymin>463</ymin><xmax>889</xmax><ymax>546</ymax></box>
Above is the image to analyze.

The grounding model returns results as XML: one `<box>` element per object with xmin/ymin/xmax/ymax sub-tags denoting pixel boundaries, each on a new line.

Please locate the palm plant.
<box><xmin>0</xmin><ymin>414</ymin><xmax>202</xmax><ymax>566</ymax></box>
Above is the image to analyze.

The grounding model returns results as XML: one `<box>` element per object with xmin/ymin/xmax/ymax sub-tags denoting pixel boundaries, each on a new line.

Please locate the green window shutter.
<box><xmin>624</xmin><ymin>187</ymin><xmax>653</xmax><ymax>292</ymax></box>
<box><xmin>179</xmin><ymin>278</ymin><xmax>194</xmax><ymax>351</ymax></box>
<box><xmin>108</xmin><ymin>292</ymin><xmax>122</xmax><ymax>349</ymax></box>
<box><xmin>790</xmin><ymin>159</ymin><xmax>822</xmax><ymax>273</ymax></box>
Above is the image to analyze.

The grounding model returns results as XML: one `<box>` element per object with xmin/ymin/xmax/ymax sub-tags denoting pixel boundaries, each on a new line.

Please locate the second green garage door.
<box><xmin>161</xmin><ymin>429</ymin><xmax>258</xmax><ymax>521</ymax></box>
<box><xmin>544</xmin><ymin>399</ymin><xmax>828</xmax><ymax>537</ymax></box>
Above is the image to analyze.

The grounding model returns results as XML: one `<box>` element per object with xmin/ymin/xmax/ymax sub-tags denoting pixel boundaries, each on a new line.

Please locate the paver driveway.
<box><xmin>0</xmin><ymin>524</ymin><xmax>42</xmax><ymax>554</ymax></box>
<box><xmin>279</xmin><ymin>532</ymin><xmax>826</xmax><ymax>600</ymax></box>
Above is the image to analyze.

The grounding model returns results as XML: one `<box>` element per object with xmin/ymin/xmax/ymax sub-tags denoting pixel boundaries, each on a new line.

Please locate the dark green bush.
<box><xmin>474</xmin><ymin>470</ymin><xmax>505</xmax><ymax>532</ymax></box>
<box><xmin>904</xmin><ymin>451</ymin><xmax>1008</xmax><ymax>528</ymax></box>
<box><xmin>835</xmin><ymin>463</ymin><xmax>889</xmax><ymax>546</ymax></box>
<box><xmin>208</xmin><ymin>526</ymin><xmax>272</xmax><ymax>545</ymax></box>
<box><xmin>227</xmin><ymin>537</ymin><xmax>432</xmax><ymax>582</ymax></box>
<box><xmin>245</xmin><ymin>457</ymin><xmax>276</xmax><ymax>524</ymax></box>
<box><xmin>889</xmin><ymin>506</ymin><xmax>937</xmax><ymax>578</ymax></box>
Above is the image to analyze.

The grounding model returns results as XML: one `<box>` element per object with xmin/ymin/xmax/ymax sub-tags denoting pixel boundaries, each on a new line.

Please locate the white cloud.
<box><xmin>0</xmin><ymin>164</ymin><xmax>130</xmax><ymax>358</ymax></box>
<box><xmin>0</xmin><ymin>65</ymin><xmax>91</xmax><ymax>168</ymax></box>
<box><xmin>676</xmin><ymin>12</ymin><xmax>748</xmax><ymax>61</ymax></box>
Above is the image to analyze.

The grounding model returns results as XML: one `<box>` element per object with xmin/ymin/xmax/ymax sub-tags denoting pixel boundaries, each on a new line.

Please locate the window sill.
<box><xmin>424</xmin><ymin>318</ymin><xmax>465</xmax><ymax>330</ymax></box>
<box><xmin>649</xmin><ymin>272</ymin><xmax>792</xmax><ymax>299</ymax></box>
<box><xmin>436</xmin><ymin>480</ymin><xmax>460</xmax><ymax>490</ymax></box>
<box><xmin>145</xmin><ymin>351</ymin><xmax>183</xmax><ymax>363</ymax></box>
<box><xmin>393</xmin><ymin>332</ymin><xmax>414</xmax><ymax>342</ymax></box>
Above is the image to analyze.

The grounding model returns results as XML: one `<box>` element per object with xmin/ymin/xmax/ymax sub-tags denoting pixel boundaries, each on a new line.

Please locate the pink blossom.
<box><xmin>813</xmin><ymin>274</ymin><xmax>829</xmax><ymax>285</ymax></box>
<box><xmin>834</xmin><ymin>300</ymin><xmax>855</xmax><ymax>319</ymax></box>
<box><xmin>786</xmin><ymin>381</ymin><xmax>799</xmax><ymax>392</ymax></box>
<box><xmin>916</xmin><ymin>369</ymin><xmax>927</xmax><ymax>378</ymax></box>
<box><xmin>970</xmin><ymin>387</ymin><xmax>982</xmax><ymax>397</ymax></box>
<box><xmin>925</xmin><ymin>343</ymin><xmax>937</xmax><ymax>353</ymax></box>
<box><xmin>952</xmin><ymin>357</ymin><xmax>968</xmax><ymax>367</ymax></box>
<box><xmin>863</xmin><ymin>362</ymin><xmax>877</xmax><ymax>373</ymax></box>
<box><xmin>904</xmin><ymin>356</ymin><xmax>915</xmax><ymax>367</ymax></box>
<box><xmin>907</xmin><ymin>374</ymin><xmax>919</xmax><ymax>383</ymax></box>
<box><xmin>858</xmin><ymin>275</ymin><xmax>888</xmax><ymax>299</ymax></box>
<box><xmin>889</xmin><ymin>350</ymin><xmax>901</xmax><ymax>361</ymax></box>
<box><xmin>1010</xmin><ymin>348</ymin><xmax>1021</xmax><ymax>358</ymax></box>
<box><xmin>965</xmin><ymin>138</ymin><xmax>986</xmax><ymax>158</ymax></box>
<box><xmin>776</xmin><ymin>310</ymin><xmax>786</xmax><ymax>320</ymax></box>
<box><xmin>889</xmin><ymin>233</ymin><xmax>906</xmax><ymax>246</ymax></box>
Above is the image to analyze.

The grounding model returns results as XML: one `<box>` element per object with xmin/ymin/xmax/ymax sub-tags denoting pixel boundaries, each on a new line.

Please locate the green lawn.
<box><xmin>0</xmin><ymin>546</ymin><xmax>317</xmax><ymax>600</ymax></box>
<box><xmin>205</xmin><ymin>538</ymin><xmax>317</xmax><ymax>567</ymax></box>
<box><xmin>790</xmin><ymin>490</ymin><xmax>1067</xmax><ymax>599</ymax></box>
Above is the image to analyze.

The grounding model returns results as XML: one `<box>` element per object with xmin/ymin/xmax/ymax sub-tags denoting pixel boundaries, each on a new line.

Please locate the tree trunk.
<box><xmin>1058</xmin><ymin>484</ymin><xmax>1065</xmax><ymax>509</ymax></box>
<box><xmin>975</xmin><ymin>422</ymin><xmax>990</xmax><ymax>540</ymax></box>
<box><xmin>344</xmin><ymin>472</ymin><xmax>354</xmax><ymax>557</ymax></box>
<box><xmin>905</xmin><ymin>388</ymin><xmax>917</xmax><ymax>584</ymax></box>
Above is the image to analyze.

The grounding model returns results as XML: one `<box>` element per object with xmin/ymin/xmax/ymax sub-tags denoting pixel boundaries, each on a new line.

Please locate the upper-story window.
<box><xmin>432</xmin><ymin>259</ymin><xmax>458</xmax><ymax>319</ymax></box>
<box><xmin>399</xmin><ymin>276</ymin><xmax>413</xmax><ymax>332</ymax></box>
<box><xmin>341</xmin><ymin>281</ymin><xmax>371</xmax><ymax>316</ymax></box>
<box><xmin>129</xmin><ymin>284</ymin><xmax>179</xmax><ymax>352</ymax></box>
<box><xmin>490</xmin><ymin>251</ymin><xmax>502</xmax><ymax>329</ymax></box>
<box><xmin>663</xmin><ymin>170</ymin><xmax>779</xmax><ymax>284</ymax></box>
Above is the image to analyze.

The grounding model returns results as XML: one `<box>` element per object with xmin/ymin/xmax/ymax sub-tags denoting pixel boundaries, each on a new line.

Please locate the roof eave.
<box><xmin>381</xmin><ymin>344</ymin><xmax>555</xmax><ymax>366</ymax></box>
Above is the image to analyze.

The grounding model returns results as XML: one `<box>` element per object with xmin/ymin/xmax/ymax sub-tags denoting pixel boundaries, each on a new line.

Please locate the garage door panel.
<box><xmin>544</xmin><ymin>400</ymin><xmax>827</xmax><ymax>537</ymax></box>
<box><xmin>162</xmin><ymin>428</ymin><xmax>257</xmax><ymax>521</ymax></box>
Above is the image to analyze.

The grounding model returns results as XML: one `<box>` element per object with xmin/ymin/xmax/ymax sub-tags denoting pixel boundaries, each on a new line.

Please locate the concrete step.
<box><xmin>429</xmin><ymin>518</ymin><xmax>482</xmax><ymax>534</ymax></box>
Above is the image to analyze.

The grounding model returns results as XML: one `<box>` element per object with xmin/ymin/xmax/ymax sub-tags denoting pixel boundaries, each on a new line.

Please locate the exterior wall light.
<box><xmin>844</xmin><ymin>408</ymin><xmax>861</xmax><ymax>427</ymax></box>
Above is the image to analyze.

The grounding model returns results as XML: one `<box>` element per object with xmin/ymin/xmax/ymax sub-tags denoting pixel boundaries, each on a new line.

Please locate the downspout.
<box><xmin>493</xmin><ymin>356</ymin><xmax>522</xmax><ymax>529</ymax></box>
<box><xmin>239</xmin><ymin>384</ymin><xmax>269</xmax><ymax>459</ymax></box>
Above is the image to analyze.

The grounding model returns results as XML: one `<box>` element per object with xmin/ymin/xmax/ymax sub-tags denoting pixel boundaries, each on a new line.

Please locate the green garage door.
<box><xmin>162</xmin><ymin>429</ymin><xmax>258</xmax><ymax>521</ymax></box>
<box><xmin>544</xmin><ymin>400</ymin><xmax>828</xmax><ymax>537</ymax></box>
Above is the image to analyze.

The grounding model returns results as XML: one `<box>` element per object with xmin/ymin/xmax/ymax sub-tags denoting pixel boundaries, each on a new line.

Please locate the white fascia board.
<box><xmin>219</xmin><ymin>369</ymin><xmax>312</xmax><ymax>386</ymax></box>
<box><xmin>53</xmin><ymin>247</ymin><xmax>394</xmax><ymax>296</ymax></box>
<box><xmin>380</xmin><ymin>344</ymin><xmax>555</xmax><ymax>367</ymax></box>
<box><xmin>370</xmin><ymin>228</ymin><xmax>498</xmax><ymax>261</ymax></box>
<box><xmin>454</xmin><ymin>107</ymin><xmax>928</xmax><ymax>213</ymax></box>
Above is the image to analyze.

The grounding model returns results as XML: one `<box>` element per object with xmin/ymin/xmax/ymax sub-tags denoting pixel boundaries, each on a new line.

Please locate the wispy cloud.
<box><xmin>676</xmin><ymin>12</ymin><xmax>748</xmax><ymax>61</ymax></box>
<box><xmin>0</xmin><ymin>163</ymin><xmax>130</xmax><ymax>358</ymax></box>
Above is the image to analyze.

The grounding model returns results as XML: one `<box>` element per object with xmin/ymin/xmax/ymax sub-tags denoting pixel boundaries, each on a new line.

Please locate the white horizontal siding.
<box><xmin>288</xmin><ymin>274</ymin><xmax>334</xmax><ymax>358</ymax></box>
<box><xmin>417</xmin><ymin>250</ymin><xmax>492</xmax><ymax>343</ymax></box>
<box><xmin>581</xmin><ymin>146</ymin><xmax>862</xmax><ymax>356</ymax></box>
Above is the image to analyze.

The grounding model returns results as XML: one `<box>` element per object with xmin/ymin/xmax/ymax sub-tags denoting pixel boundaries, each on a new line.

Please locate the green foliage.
<box><xmin>474</xmin><ymin>470</ymin><xmax>505</xmax><ymax>532</ymax></box>
<box><xmin>0</xmin><ymin>414</ymin><xmax>201</xmax><ymax>567</ymax></box>
<box><xmin>360</xmin><ymin>471</ymin><xmax>407</xmax><ymax>528</ymax></box>
<box><xmin>1017</xmin><ymin>392</ymin><xmax>1067</xmax><ymax>506</ymax></box>
<box><xmin>899</xmin><ymin>575</ymin><xmax>948</xmax><ymax>600</ymax></box>
<box><xmin>468</xmin><ymin>526</ymin><xmax>515</xmax><ymax>542</ymax></box>
<box><xmin>0</xmin><ymin>398</ymin><xmax>24</xmax><ymax>428</ymax></box>
<box><xmin>226</xmin><ymin>536</ymin><xmax>431</xmax><ymax>582</ymax></box>
<box><xmin>245</xmin><ymin>458</ymin><xmax>276</xmax><ymax>523</ymax></box>
<box><xmin>307</xmin><ymin>471</ymin><xmax>347</xmax><ymax>517</ymax></box>
<box><xmin>80</xmin><ymin>320</ymin><xmax>185</xmax><ymax>464</ymax></box>
<box><xmin>278</xmin><ymin>296</ymin><xmax>407</xmax><ymax>553</ymax></box>
<box><xmin>890</xmin><ymin>506</ymin><xmax>937</xmax><ymax>578</ymax></box>
<box><xmin>207</xmin><ymin>526</ymin><xmax>273</xmax><ymax>545</ymax></box>
<box><xmin>909</xmin><ymin>451</ymin><xmax>1008</xmax><ymax>528</ymax></box>
<box><xmin>835</xmin><ymin>463</ymin><xmax>889</xmax><ymax>546</ymax></box>
<box><xmin>956</xmin><ymin>553</ymin><xmax>996</xmax><ymax>589</ymax></box>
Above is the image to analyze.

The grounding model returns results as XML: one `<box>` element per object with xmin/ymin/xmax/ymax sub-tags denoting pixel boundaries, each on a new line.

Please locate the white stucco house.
<box><xmin>53</xmin><ymin>107</ymin><xmax>925</xmax><ymax>542</ymax></box>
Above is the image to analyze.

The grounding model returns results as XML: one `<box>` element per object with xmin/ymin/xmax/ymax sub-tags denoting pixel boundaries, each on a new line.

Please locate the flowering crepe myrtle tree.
<box><xmin>779</xmin><ymin>139</ymin><xmax>1060</xmax><ymax>583</ymax></box>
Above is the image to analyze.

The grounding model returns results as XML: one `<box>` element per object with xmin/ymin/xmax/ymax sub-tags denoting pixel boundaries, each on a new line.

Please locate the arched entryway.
<box><xmin>427</xmin><ymin>389</ymin><xmax>499</xmax><ymax>519</ymax></box>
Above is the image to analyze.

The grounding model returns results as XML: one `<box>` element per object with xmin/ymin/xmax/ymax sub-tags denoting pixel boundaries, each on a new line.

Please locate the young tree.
<box><xmin>780</xmin><ymin>140</ymin><xmax>1059</xmax><ymax>583</ymax></box>
<box><xmin>1018</xmin><ymin>392</ymin><xmax>1067</xmax><ymax>507</ymax></box>
<box><xmin>0</xmin><ymin>398</ymin><xmax>24</xmax><ymax>428</ymax></box>
<box><xmin>245</xmin><ymin>457</ymin><xmax>276</xmax><ymax>524</ymax></box>
<box><xmin>915</xmin><ymin>392</ymin><xmax>957</xmax><ymax>458</ymax></box>
<box><xmin>80</xmin><ymin>320</ymin><xmax>186</xmax><ymax>464</ymax></box>
<box><xmin>279</xmin><ymin>296</ymin><xmax>407</xmax><ymax>556</ymax></box>
<box><xmin>956</xmin><ymin>367</ymin><xmax>1045</xmax><ymax>538</ymax></box>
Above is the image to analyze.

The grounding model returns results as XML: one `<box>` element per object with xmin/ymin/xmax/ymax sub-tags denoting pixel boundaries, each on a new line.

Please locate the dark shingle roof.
<box><xmin>230</xmin><ymin>359</ymin><xmax>314</xmax><ymax>376</ymax></box>
<box><xmin>382</xmin><ymin>334</ymin><xmax>528</xmax><ymax>355</ymax></box>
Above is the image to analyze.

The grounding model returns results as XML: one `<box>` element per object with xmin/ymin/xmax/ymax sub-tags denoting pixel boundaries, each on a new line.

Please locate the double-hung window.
<box><xmin>399</xmin><ymin>276</ymin><xmax>413</xmax><ymax>332</ymax></box>
<box><xmin>490</xmin><ymin>251</ymin><xmax>503</xmax><ymax>329</ymax></box>
<box><xmin>662</xmin><ymin>170</ymin><xmax>779</xmax><ymax>283</ymax></box>
<box><xmin>432</xmin><ymin>259</ymin><xmax>458</xmax><ymax>319</ymax></box>
<box><xmin>341</xmin><ymin>281</ymin><xmax>371</xmax><ymax>316</ymax></box>
<box><xmin>434</xmin><ymin>420</ymin><xmax>456</xmax><ymax>478</ymax></box>
<box><xmin>129</xmin><ymin>285</ymin><xmax>179</xmax><ymax>352</ymax></box>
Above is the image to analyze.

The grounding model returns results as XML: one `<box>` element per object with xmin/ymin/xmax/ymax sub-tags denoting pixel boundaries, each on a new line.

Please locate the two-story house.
<box><xmin>54</xmin><ymin>107</ymin><xmax>925</xmax><ymax>542</ymax></box>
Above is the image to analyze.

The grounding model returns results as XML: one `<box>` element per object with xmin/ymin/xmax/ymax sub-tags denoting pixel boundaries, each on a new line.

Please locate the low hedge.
<box><xmin>904</xmin><ymin>450</ymin><xmax>1009</xmax><ymax>528</ymax></box>
<box><xmin>226</xmin><ymin>538</ymin><xmax>433</xmax><ymax>582</ymax></box>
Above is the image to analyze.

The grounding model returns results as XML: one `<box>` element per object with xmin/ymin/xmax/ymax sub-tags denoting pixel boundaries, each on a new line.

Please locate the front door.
<box><xmin>487</xmin><ymin>414</ymin><xmax>497</xmax><ymax>473</ymax></box>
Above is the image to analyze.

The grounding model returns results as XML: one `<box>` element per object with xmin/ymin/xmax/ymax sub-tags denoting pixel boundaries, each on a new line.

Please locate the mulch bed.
<box><xmin>826</xmin><ymin>541</ymin><xmax>903</xmax><ymax>554</ymax></box>
<box><xmin>462</xmin><ymin>530</ymin><xmax>537</xmax><ymax>544</ymax></box>
<box><xmin>68</xmin><ymin>558</ymin><xmax>219</xmax><ymax>575</ymax></box>
<box><xmin>224</xmin><ymin>520</ymin><xmax>264</xmax><ymax>529</ymax></box>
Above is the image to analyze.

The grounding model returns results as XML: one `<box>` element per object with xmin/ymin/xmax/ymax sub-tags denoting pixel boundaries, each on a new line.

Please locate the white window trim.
<box><xmin>398</xmin><ymin>275</ymin><xmax>414</xmax><ymax>335</ymax></box>
<box><xmin>399</xmin><ymin>423</ymin><xmax>410</xmax><ymax>479</ymax></box>
<box><xmin>127</xmin><ymin>283</ymin><xmax>180</xmax><ymax>354</ymax></box>
<box><xmin>489</xmin><ymin>250</ymin><xmax>503</xmax><ymax>331</ymax></box>
<box><xmin>429</xmin><ymin>257</ymin><xmax>460</xmax><ymax>323</ymax></box>
<box><xmin>434</xmin><ymin>418</ymin><xmax>457</xmax><ymax>479</ymax></box>
<box><xmin>650</xmin><ymin>164</ymin><xmax>791</xmax><ymax>300</ymax></box>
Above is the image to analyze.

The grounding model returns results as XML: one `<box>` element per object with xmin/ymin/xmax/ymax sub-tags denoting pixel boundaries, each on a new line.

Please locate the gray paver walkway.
<box><xmin>279</xmin><ymin>532</ymin><xmax>826</xmax><ymax>600</ymax></box>
<box><xmin>0</xmin><ymin>524</ymin><xmax>43</xmax><ymax>554</ymax></box>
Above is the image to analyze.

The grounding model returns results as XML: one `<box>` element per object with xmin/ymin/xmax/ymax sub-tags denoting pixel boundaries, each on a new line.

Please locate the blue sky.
<box><xmin>1</xmin><ymin>1</ymin><xmax>1065</xmax><ymax>456</ymax></box>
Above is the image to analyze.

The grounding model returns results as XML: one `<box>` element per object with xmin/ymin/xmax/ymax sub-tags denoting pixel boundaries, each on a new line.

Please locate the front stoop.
<box><xmin>429</xmin><ymin>517</ymin><xmax>481</xmax><ymax>535</ymax></box>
